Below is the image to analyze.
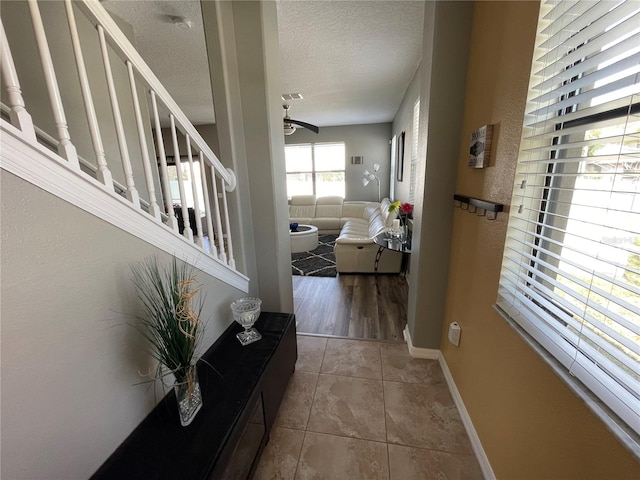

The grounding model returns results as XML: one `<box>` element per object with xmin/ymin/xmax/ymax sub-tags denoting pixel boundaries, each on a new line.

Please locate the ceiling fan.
<box><xmin>283</xmin><ymin>104</ymin><xmax>319</xmax><ymax>136</ymax></box>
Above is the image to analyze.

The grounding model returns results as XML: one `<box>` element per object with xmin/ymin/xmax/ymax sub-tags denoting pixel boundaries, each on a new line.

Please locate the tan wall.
<box><xmin>441</xmin><ymin>2</ymin><xmax>640</xmax><ymax>478</ymax></box>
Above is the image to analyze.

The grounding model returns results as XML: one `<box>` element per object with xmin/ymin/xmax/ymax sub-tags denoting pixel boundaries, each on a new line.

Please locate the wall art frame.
<box><xmin>396</xmin><ymin>130</ymin><xmax>405</xmax><ymax>181</ymax></box>
<box><xmin>468</xmin><ymin>124</ymin><xmax>493</xmax><ymax>169</ymax></box>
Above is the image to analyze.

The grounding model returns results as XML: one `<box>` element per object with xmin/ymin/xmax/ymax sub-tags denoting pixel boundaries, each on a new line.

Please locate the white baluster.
<box><xmin>170</xmin><ymin>114</ymin><xmax>193</xmax><ymax>241</ymax></box>
<box><xmin>97</xmin><ymin>24</ymin><xmax>139</xmax><ymax>207</ymax></box>
<box><xmin>27</xmin><ymin>0</ymin><xmax>78</xmax><ymax>167</ymax></box>
<box><xmin>126</xmin><ymin>61</ymin><xmax>161</xmax><ymax>220</ymax></box>
<box><xmin>0</xmin><ymin>21</ymin><xmax>36</xmax><ymax>142</ymax></box>
<box><xmin>198</xmin><ymin>153</ymin><xmax>217</xmax><ymax>258</ymax></box>
<box><xmin>150</xmin><ymin>90</ymin><xmax>178</xmax><ymax>231</ymax></box>
<box><xmin>63</xmin><ymin>0</ymin><xmax>112</xmax><ymax>187</ymax></box>
<box><xmin>220</xmin><ymin>178</ymin><xmax>235</xmax><ymax>269</ymax></box>
<box><xmin>185</xmin><ymin>137</ymin><xmax>204</xmax><ymax>248</ymax></box>
<box><xmin>210</xmin><ymin>170</ymin><xmax>227</xmax><ymax>264</ymax></box>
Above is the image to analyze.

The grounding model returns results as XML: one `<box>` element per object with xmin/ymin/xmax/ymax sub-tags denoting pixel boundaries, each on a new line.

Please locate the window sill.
<box><xmin>493</xmin><ymin>304</ymin><xmax>640</xmax><ymax>463</ymax></box>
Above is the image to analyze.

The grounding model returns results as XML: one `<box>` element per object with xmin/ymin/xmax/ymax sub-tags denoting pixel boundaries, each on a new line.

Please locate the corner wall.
<box><xmin>441</xmin><ymin>2</ymin><xmax>640</xmax><ymax>478</ymax></box>
<box><xmin>201</xmin><ymin>0</ymin><xmax>292</xmax><ymax>313</ymax></box>
<box><xmin>406</xmin><ymin>0</ymin><xmax>473</xmax><ymax>349</ymax></box>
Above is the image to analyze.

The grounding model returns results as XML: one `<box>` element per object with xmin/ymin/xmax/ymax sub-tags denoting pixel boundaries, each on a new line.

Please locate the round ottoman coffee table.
<box><xmin>290</xmin><ymin>224</ymin><xmax>319</xmax><ymax>253</ymax></box>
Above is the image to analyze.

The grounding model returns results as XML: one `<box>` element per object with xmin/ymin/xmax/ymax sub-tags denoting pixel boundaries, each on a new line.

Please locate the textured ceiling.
<box><xmin>278</xmin><ymin>1</ymin><xmax>424</xmax><ymax>127</ymax></box>
<box><xmin>102</xmin><ymin>0</ymin><xmax>215</xmax><ymax>125</ymax></box>
<box><xmin>101</xmin><ymin>0</ymin><xmax>424</xmax><ymax>128</ymax></box>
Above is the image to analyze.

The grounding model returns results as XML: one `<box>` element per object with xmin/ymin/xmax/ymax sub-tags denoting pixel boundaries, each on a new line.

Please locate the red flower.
<box><xmin>400</xmin><ymin>202</ymin><xmax>414</xmax><ymax>215</ymax></box>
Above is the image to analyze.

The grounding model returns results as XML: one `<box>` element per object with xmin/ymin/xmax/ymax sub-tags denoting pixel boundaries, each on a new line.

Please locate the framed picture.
<box><xmin>396</xmin><ymin>131</ymin><xmax>405</xmax><ymax>181</ymax></box>
<box><xmin>468</xmin><ymin>125</ymin><xmax>493</xmax><ymax>168</ymax></box>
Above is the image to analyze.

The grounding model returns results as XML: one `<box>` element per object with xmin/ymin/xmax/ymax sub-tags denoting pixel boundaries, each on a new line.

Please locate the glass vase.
<box><xmin>174</xmin><ymin>366</ymin><xmax>203</xmax><ymax>427</ymax></box>
<box><xmin>390</xmin><ymin>219</ymin><xmax>406</xmax><ymax>241</ymax></box>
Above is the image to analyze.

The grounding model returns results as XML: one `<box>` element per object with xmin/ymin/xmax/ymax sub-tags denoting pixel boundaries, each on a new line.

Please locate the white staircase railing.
<box><xmin>0</xmin><ymin>0</ymin><xmax>238</xmax><ymax>271</ymax></box>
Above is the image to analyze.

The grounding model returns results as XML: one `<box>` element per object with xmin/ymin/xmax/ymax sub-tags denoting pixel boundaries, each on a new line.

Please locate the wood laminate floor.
<box><xmin>292</xmin><ymin>274</ymin><xmax>408</xmax><ymax>342</ymax></box>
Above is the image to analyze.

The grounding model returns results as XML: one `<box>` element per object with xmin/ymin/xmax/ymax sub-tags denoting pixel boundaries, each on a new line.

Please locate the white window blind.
<box><xmin>497</xmin><ymin>0</ymin><xmax>640</xmax><ymax>439</ymax></box>
<box><xmin>285</xmin><ymin>143</ymin><xmax>346</xmax><ymax>198</ymax></box>
<box><xmin>409</xmin><ymin>100</ymin><xmax>420</xmax><ymax>204</ymax></box>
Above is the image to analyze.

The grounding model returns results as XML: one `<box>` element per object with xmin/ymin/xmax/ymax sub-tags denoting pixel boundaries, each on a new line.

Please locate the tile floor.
<box><xmin>254</xmin><ymin>335</ymin><xmax>484</xmax><ymax>480</ymax></box>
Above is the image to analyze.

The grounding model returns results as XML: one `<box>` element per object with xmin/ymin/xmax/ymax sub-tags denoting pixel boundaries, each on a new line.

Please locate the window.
<box><xmin>285</xmin><ymin>143</ymin><xmax>345</xmax><ymax>198</ymax></box>
<box><xmin>409</xmin><ymin>100</ymin><xmax>420</xmax><ymax>204</ymax></box>
<box><xmin>497</xmin><ymin>0</ymin><xmax>640</xmax><ymax>439</ymax></box>
<box><xmin>390</xmin><ymin>135</ymin><xmax>397</xmax><ymax>200</ymax></box>
<box><xmin>167</xmin><ymin>159</ymin><xmax>205</xmax><ymax>209</ymax></box>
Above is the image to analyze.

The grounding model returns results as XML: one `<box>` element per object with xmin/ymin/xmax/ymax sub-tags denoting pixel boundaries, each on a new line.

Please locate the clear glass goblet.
<box><xmin>230</xmin><ymin>297</ymin><xmax>262</xmax><ymax>346</ymax></box>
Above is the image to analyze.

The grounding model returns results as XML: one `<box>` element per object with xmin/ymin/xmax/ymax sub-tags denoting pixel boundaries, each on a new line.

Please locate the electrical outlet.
<box><xmin>448</xmin><ymin>322</ymin><xmax>461</xmax><ymax>346</ymax></box>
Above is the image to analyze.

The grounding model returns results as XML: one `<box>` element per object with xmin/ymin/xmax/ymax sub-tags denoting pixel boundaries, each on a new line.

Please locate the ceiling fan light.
<box><xmin>282</xmin><ymin>104</ymin><xmax>319</xmax><ymax>135</ymax></box>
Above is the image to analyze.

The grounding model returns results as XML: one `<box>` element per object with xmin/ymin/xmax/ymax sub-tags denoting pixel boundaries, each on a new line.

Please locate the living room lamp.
<box><xmin>362</xmin><ymin>163</ymin><xmax>381</xmax><ymax>202</ymax></box>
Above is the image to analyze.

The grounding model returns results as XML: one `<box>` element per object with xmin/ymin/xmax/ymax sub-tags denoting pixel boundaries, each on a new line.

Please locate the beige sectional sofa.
<box><xmin>288</xmin><ymin>195</ymin><xmax>348</xmax><ymax>233</ymax></box>
<box><xmin>289</xmin><ymin>195</ymin><xmax>403</xmax><ymax>273</ymax></box>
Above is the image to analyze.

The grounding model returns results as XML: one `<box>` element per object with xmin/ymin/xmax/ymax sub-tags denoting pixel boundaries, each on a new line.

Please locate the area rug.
<box><xmin>292</xmin><ymin>234</ymin><xmax>338</xmax><ymax>277</ymax></box>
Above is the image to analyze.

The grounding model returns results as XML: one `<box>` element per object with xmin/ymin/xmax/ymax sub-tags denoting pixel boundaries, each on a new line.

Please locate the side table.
<box><xmin>373</xmin><ymin>232</ymin><xmax>411</xmax><ymax>273</ymax></box>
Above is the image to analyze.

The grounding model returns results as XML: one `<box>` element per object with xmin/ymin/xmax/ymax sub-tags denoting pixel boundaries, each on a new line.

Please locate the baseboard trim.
<box><xmin>439</xmin><ymin>354</ymin><xmax>496</xmax><ymax>480</ymax></box>
<box><xmin>403</xmin><ymin>325</ymin><xmax>494</xmax><ymax>479</ymax></box>
<box><xmin>296</xmin><ymin>332</ymin><xmax>404</xmax><ymax>344</ymax></box>
<box><xmin>402</xmin><ymin>326</ymin><xmax>440</xmax><ymax>359</ymax></box>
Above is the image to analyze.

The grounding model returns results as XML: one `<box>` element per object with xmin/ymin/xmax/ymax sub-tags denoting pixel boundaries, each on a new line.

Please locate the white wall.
<box><xmin>285</xmin><ymin>123</ymin><xmax>392</xmax><ymax>201</ymax></box>
<box><xmin>0</xmin><ymin>171</ymin><xmax>245</xmax><ymax>479</ymax></box>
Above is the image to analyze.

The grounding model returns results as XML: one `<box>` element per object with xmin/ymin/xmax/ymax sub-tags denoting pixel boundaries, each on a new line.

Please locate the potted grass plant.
<box><xmin>130</xmin><ymin>256</ymin><xmax>204</xmax><ymax>426</ymax></box>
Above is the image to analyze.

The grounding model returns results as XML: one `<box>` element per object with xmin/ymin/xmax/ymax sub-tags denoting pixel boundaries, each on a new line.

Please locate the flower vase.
<box><xmin>174</xmin><ymin>366</ymin><xmax>203</xmax><ymax>427</ymax></box>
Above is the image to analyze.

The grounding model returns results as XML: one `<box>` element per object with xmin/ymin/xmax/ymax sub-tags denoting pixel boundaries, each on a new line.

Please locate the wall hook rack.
<box><xmin>453</xmin><ymin>194</ymin><xmax>504</xmax><ymax>220</ymax></box>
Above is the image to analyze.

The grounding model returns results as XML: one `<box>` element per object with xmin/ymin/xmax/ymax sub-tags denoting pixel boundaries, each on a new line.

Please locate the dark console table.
<box><xmin>91</xmin><ymin>312</ymin><xmax>297</xmax><ymax>480</ymax></box>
